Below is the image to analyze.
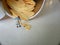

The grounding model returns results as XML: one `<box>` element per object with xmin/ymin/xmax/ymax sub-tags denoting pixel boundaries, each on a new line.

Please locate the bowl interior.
<box><xmin>2</xmin><ymin>0</ymin><xmax>44</xmax><ymax>19</ymax></box>
<box><xmin>34</xmin><ymin>0</ymin><xmax>44</xmax><ymax>13</ymax></box>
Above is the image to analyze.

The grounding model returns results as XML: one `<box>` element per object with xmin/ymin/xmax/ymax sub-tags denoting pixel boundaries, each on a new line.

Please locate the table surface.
<box><xmin>0</xmin><ymin>0</ymin><xmax>60</xmax><ymax>45</ymax></box>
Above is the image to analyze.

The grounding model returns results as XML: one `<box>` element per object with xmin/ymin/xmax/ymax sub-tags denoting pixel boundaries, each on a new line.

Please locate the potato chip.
<box><xmin>6</xmin><ymin>0</ymin><xmax>25</xmax><ymax>11</ymax></box>
<box><xmin>24</xmin><ymin>0</ymin><xmax>35</xmax><ymax>6</ymax></box>
<box><xmin>20</xmin><ymin>11</ymin><xmax>34</xmax><ymax>18</ymax></box>
<box><xmin>10</xmin><ymin>9</ymin><xmax>29</xmax><ymax>20</ymax></box>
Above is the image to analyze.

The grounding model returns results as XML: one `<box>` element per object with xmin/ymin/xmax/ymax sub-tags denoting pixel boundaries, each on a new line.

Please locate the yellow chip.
<box><xmin>21</xmin><ymin>11</ymin><xmax>34</xmax><ymax>18</ymax></box>
<box><xmin>24</xmin><ymin>0</ymin><xmax>36</xmax><ymax>6</ymax></box>
<box><xmin>20</xmin><ymin>22</ymin><xmax>31</xmax><ymax>30</ymax></box>
<box><xmin>10</xmin><ymin>9</ymin><xmax>29</xmax><ymax>20</ymax></box>
<box><xmin>6</xmin><ymin>0</ymin><xmax>25</xmax><ymax>11</ymax></box>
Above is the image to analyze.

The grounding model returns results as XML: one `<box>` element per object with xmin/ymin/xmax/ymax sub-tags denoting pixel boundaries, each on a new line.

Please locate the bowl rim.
<box><xmin>29</xmin><ymin>0</ymin><xmax>45</xmax><ymax>19</ymax></box>
<box><xmin>5</xmin><ymin>0</ymin><xmax>46</xmax><ymax>19</ymax></box>
<box><xmin>0</xmin><ymin>1</ymin><xmax>5</xmax><ymax>20</ymax></box>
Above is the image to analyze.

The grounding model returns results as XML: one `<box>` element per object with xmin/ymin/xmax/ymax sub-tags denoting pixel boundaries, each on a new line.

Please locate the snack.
<box><xmin>6</xmin><ymin>0</ymin><xmax>36</xmax><ymax>20</ymax></box>
<box><xmin>6</xmin><ymin>0</ymin><xmax>36</xmax><ymax>30</ymax></box>
<box><xmin>20</xmin><ymin>21</ymin><xmax>31</xmax><ymax>30</ymax></box>
<box><xmin>10</xmin><ymin>9</ymin><xmax>29</xmax><ymax>20</ymax></box>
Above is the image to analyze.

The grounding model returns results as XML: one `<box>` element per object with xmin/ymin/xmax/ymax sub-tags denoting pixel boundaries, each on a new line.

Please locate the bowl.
<box><xmin>0</xmin><ymin>1</ymin><xmax>5</xmax><ymax>19</ymax></box>
<box><xmin>2</xmin><ymin>0</ymin><xmax>45</xmax><ymax>19</ymax></box>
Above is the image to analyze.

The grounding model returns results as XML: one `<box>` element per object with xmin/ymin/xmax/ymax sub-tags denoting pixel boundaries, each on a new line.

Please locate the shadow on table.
<box><xmin>0</xmin><ymin>15</ymin><xmax>11</xmax><ymax>21</ymax></box>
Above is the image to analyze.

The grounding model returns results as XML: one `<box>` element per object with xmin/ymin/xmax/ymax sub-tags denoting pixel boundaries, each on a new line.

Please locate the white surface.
<box><xmin>0</xmin><ymin>0</ymin><xmax>60</xmax><ymax>45</ymax></box>
<box><xmin>0</xmin><ymin>1</ymin><xmax>5</xmax><ymax>19</ymax></box>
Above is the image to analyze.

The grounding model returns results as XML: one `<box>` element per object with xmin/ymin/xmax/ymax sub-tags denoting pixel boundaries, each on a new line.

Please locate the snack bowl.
<box><xmin>2</xmin><ymin>0</ymin><xmax>45</xmax><ymax>19</ymax></box>
<box><xmin>0</xmin><ymin>1</ymin><xmax>5</xmax><ymax>20</ymax></box>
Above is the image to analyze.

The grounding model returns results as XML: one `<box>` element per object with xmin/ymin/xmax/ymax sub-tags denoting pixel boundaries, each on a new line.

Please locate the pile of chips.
<box><xmin>7</xmin><ymin>0</ymin><xmax>36</xmax><ymax>20</ymax></box>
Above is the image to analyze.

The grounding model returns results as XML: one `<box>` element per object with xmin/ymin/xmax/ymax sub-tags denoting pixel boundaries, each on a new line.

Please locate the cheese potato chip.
<box><xmin>24</xmin><ymin>0</ymin><xmax>35</xmax><ymax>6</ymax></box>
<box><xmin>20</xmin><ymin>11</ymin><xmax>34</xmax><ymax>18</ymax></box>
<box><xmin>7</xmin><ymin>0</ymin><xmax>25</xmax><ymax>7</ymax></box>
<box><xmin>6</xmin><ymin>0</ymin><xmax>25</xmax><ymax>11</ymax></box>
<box><xmin>10</xmin><ymin>9</ymin><xmax>29</xmax><ymax>20</ymax></box>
